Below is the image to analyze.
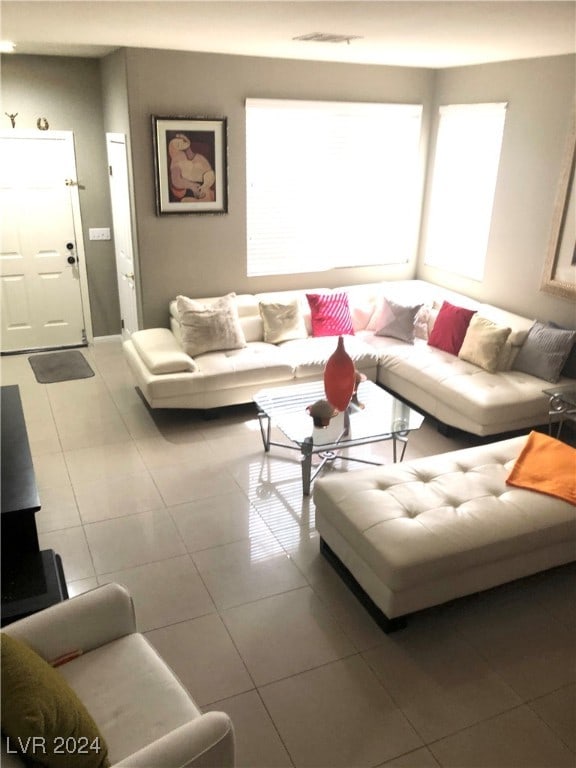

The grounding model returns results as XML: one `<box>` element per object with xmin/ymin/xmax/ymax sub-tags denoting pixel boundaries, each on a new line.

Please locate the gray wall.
<box><xmin>100</xmin><ymin>49</ymin><xmax>131</xmax><ymax>135</ymax></box>
<box><xmin>417</xmin><ymin>54</ymin><xmax>576</xmax><ymax>327</ymax></box>
<box><xmin>121</xmin><ymin>48</ymin><xmax>435</xmax><ymax>328</ymax></box>
<box><xmin>100</xmin><ymin>49</ymin><xmax>143</xmax><ymax>327</ymax></box>
<box><xmin>3</xmin><ymin>49</ymin><xmax>575</xmax><ymax>336</ymax></box>
<box><xmin>1</xmin><ymin>55</ymin><xmax>121</xmax><ymax>337</ymax></box>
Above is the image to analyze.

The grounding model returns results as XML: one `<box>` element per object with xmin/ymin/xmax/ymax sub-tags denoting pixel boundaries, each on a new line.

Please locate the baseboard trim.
<box><xmin>1</xmin><ymin>343</ymin><xmax>87</xmax><ymax>357</ymax></box>
<box><xmin>93</xmin><ymin>335</ymin><xmax>123</xmax><ymax>344</ymax></box>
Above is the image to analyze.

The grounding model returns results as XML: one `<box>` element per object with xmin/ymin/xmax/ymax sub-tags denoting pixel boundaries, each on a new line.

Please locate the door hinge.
<box><xmin>81</xmin><ymin>328</ymin><xmax>87</xmax><ymax>344</ymax></box>
<box><xmin>109</xmin><ymin>165</ymin><xmax>113</xmax><ymax>176</ymax></box>
<box><xmin>121</xmin><ymin>318</ymin><xmax>125</xmax><ymax>330</ymax></box>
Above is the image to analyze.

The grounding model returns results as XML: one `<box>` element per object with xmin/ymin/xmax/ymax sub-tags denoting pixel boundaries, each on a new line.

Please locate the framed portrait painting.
<box><xmin>153</xmin><ymin>116</ymin><xmax>228</xmax><ymax>214</ymax></box>
<box><xmin>541</xmin><ymin>116</ymin><xmax>576</xmax><ymax>300</ymax></box>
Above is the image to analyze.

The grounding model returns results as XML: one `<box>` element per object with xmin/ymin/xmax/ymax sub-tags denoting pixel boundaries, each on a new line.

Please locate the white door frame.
<box><xmin>65</xmin><ymin>131</ymin><xmax>94</xmax><ymax>344</ymax></box>
<box><xmin>1</xmin><ymin>129</ymin><xmax>93</xmax><ymax>346</ymax></box>
<box><xmin>106</xmin><ymin>132</ymin><xmax>140</xmax><ymax>338</ymax></box>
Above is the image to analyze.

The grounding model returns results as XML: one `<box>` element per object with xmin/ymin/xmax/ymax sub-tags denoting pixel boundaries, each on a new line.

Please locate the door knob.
<box><xmin>123</xmin><ymin>272</ymin><xmax>135</xmax><ymax>280</ymax></box>
<box><xmin>67</xmin><ymin>255</ymin><xmax>76</xmax><ymax>265</ymax></box>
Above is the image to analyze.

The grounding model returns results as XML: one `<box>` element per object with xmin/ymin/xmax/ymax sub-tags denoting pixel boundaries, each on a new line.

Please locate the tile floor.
<box><xmin>2</xmin><ymin>339</ymin><xmax>575</xmax><ymax>768</ymax></box>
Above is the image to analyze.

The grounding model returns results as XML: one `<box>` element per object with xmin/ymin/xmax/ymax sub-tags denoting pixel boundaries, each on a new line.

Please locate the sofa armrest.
<box><xmin>113</xmin><ymin>712</ymin><xmax>234</xmax><ymax>768</ymax></box>
<box><xmin>130</xmin><ymin>328</ymin><xmax>197</xmax><ymax>374</ymax></box>
<box><xmin>2</xmin><ymin>584</ymin><xmax>136</xmax><ymax>663</ymax></box>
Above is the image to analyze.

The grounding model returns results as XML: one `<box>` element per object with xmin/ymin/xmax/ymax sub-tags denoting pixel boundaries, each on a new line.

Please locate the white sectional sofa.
<box><xmin>123</xmin><ymin>279</ymin><xmax>575</xmax><ymax>436</ymax></box>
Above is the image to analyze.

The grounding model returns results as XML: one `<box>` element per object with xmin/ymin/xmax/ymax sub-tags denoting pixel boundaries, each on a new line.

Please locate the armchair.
<box><xmin>1</xmin><ymin>583</ymin><xmax>235</xmax><ymax>767</ymax></box>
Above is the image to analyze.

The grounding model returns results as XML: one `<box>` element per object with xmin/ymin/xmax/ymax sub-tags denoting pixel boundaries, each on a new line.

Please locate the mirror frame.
<box><xmin>541</xmin><ymin>116</ymin><xmax>576</xmax><ymax>301</ymax></box>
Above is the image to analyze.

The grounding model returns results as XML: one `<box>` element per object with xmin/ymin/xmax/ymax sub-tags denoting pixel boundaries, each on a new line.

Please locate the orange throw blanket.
<box><xmin>506</xmin><ymin>431</ymin><xmax>576</xmax><ymax>505</ymax></box>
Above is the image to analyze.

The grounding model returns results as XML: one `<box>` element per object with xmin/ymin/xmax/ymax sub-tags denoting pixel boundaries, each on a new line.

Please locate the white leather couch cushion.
<box><xmin>314</xmin><ymin>436</ymin><xmax>576</xmax><ymax>594</ymax></box>
<box><xmin>373</xmin><ymin>337</ymin><xmax>553</xmax><ymax>429</ymax></box>
<box><xmin>186</xmin><ymin>343</ymin><xmax>295</xmax><ymax>389</ymax></box>
<box><xmin>140</xmin><ymin>345</ymin><xmax>294</xmax><ymax>400</ymax></box>
<box><xmin>59</xmin><ymin>634</ymin><xmax>199</xmax><ymax>764</ymax></box>
<box><xmin>280</xmin><ymin>335</ymin><xmax>380</xmax><ymax>379</ymax></box>
<box><xmin>131</xmin><ymin>328</ymin><xmax>197</xmax><ymax>374</ymax></box>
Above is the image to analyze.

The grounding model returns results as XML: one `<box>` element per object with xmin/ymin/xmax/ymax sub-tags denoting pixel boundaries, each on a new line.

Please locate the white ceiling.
<box><xmin>2</xmin><ymin>1</ymin><xmax>575</xmax><ymax>69</ymax></box>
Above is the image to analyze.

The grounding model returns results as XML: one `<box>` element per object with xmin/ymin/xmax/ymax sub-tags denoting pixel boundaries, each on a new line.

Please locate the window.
<box><xmin>246</xmin><ymin>98</ymin><xmax>423</xmax><ymax>277</ymax></box>
<box><xmin>423</xmin><ymin>102</ymin><xmax>507</xmax><ymax>281</ymax></box>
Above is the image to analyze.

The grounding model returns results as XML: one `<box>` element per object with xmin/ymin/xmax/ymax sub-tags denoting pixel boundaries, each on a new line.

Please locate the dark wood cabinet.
<box><xmin>1</xmin><ymin>385</ymin><xmax>68</xmax><ymax>625</ymax></box>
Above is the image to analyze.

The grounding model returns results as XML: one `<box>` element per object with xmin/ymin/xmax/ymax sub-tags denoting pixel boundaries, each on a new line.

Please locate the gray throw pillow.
<box><xmin>512</xmin><ymin>321</ymin><xmax>576</xmax><ymax>383</ymax></box>
<box><xmin>549</xmin><ymin>322</ymin><xmax>576</xmax><ymax>378</ymax></box>
<box><xmin>374</xmin><ymin>298</ymin><xmax>423</xmax><ymax>344</ymax></box>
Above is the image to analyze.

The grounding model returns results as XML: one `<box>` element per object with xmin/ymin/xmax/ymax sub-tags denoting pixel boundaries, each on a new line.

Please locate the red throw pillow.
<box><xmin>306</xmin><ymin>292</ymin><xmax>355</xmax><ymax>337</ymax></box>
<box><xmin>428</xmin><ymin>301</ymin><xmax>477</xmax><ymax>355</ymax></box>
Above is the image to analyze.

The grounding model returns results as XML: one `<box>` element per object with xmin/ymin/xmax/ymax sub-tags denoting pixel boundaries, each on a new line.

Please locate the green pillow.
<box><xmin>1</xmin><ymin>633</ymin><xmax>110</xmax><ymax>768</ymax></box>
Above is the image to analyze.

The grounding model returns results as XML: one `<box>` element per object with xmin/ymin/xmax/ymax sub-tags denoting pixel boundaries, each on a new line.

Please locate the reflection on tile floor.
<box><xmin>3</xmin><ymin>339</ymin><xmax>575</xmax><ymax>768</ymax></box>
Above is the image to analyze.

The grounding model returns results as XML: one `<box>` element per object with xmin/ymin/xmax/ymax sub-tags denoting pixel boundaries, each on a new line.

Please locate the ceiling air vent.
<box><xmin>293</xmin><ymin>33</ymin><xmax>363</xmax><ymax>45</ymax></box>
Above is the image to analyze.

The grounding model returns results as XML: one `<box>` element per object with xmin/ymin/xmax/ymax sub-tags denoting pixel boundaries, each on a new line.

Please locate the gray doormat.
<box><xmin>28</xmin><ymin>350</ymin><xmax>95</xmax><ymax>383</ymax></box>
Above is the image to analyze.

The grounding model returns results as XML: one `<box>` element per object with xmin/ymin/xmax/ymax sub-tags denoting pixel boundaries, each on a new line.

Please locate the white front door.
<box><xmin>106</xmin><ymin>134</ymin><xmax>139</xmax><ymax>338</ymax></box>
<box><xmin>0</xmin><ymin>131</ymin><xmax>91</xmax><ymax>352</ymax></box>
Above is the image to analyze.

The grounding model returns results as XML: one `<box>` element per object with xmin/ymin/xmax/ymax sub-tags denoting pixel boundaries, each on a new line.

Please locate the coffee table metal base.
<box><xmin>257</xmin><ymin>409</ymin><xmax>408</xmax><ymax>496</ymax></box>
<box><xmin>544</xmin><ymin>386</ymin><xmax>576</xmax><ymax>439</ymax></box>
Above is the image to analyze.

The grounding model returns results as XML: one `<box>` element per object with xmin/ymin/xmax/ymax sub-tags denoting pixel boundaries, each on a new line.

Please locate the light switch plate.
<box><xmin>89</xmin><ymin>227</ymin><xmax>111</xmax><ymax>241</ymax></box>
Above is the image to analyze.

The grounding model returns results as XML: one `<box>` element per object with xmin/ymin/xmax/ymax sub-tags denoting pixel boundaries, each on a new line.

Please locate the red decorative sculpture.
<box><xmin>323</xmin><ymin>336</ymin><xmax>356</xmax><ymax>412</ymax></box>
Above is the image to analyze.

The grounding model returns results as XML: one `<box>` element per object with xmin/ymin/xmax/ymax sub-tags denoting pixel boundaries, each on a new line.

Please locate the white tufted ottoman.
<box><xmin>313</xmin><ymin>436</ymin><xmax>576</xmax><ymax>631</ymax></box>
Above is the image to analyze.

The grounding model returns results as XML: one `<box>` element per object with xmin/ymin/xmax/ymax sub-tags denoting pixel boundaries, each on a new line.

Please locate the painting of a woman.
<box><xmin>154</xmin><ymin>117</ymin><xmax>227</xmax><ymax>214</ymax></box>
<box><xmin>168</xmin><ymin>132</ymin><xmax>216</xmax><ymax>202</ymax></box>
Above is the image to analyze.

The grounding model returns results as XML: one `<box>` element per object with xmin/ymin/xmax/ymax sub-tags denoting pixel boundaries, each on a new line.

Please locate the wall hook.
<box><xmin>37</xmin><ymin>117</ymin><xmax>49</xmax><ymax>131</ymax></box>
<box><xmin>5</xmin><ymin>112</ymin><xmax>18</xmax><ymax>128</ymax></box>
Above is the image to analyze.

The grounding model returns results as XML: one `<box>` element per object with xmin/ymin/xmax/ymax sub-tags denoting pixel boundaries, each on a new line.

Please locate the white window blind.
<box><xmin>424</xmin><ymin>102</ymin><xmax>507</xmax><ymax>281</ymax></box>
<box><xmin>246</xmin><ymin>98</ymin><xmax>423</xmax><ymax>277</ymax></box>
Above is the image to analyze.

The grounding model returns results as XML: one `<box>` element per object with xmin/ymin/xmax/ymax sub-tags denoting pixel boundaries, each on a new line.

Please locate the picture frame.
<box><xmin>541</xmin><ymin>116</ymin><xmax>576</xmax><ymax>300</ymax></box>
<box><xmin>152</xmin><ymin>116</ymin><xmax>228</xmax><ymax>215</ymax></box>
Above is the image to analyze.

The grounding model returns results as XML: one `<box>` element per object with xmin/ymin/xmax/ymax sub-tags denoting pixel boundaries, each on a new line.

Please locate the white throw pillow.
<box><xmin>258</xmin><ymin>299</ymin><xmax>307</xmax><ymax>344</ymax></box>
<box><xmin>458</xmin><ymin>315</ymin><xmax>512</xmax><ymax>373</ymax></box>
<box><xmin>176</xmin><ymin>293</ymin><xmax>246</xmax><ymax>357</ymax></box>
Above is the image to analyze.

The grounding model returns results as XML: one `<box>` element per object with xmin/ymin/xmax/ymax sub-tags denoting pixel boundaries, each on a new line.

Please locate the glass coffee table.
<box><xmin>254</xmin><ymin>379</ymin><xmax>425</xmax><ymax>495</ymax></box>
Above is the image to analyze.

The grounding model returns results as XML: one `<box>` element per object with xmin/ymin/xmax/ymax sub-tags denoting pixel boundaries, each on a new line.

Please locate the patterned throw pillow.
<box><xmin>512</xmin><ymin>321</ymin><xmax>576</xmax><ymax>383</ymax></box>
<box><xmin>306</xmin><ymin>292</ymin><xmax>354</xmax><ymax>337</ymax></box>
<box><xmin>413</xmin><ymin>305</ymin><xmax>432</xmax><ymax>340</ymax></box>
<box><xmin>549</xmin><ymin>321</ymin><xmax>576</xmax><ymax>378</ymax></box>
<box><xmin>176</xmin><ymin>293</ymin><xmax>246</xmax><ymax>358</ymax></box>
<box><xmin>428</xmin><ymin>301</ymin><xmax>477</xmax><ymax>356</ymax></box>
